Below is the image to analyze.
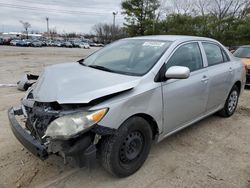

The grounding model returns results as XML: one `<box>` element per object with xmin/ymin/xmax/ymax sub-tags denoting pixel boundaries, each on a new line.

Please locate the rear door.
<box><xmin>201</xmin><ymin>42</ymin><xmax>232</xmax><ymax>111</ymax></box>
<box><xmin>162</xmin><ymin>42</ymin><xmax>209</xmax><ymax>133</ymax></box>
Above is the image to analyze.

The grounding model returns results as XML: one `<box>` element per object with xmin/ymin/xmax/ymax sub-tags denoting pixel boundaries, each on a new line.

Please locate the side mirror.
<box><xmin>165</xmin><ymin>66</ymin><xmax>190</xmax><ymax>79</ymax></box>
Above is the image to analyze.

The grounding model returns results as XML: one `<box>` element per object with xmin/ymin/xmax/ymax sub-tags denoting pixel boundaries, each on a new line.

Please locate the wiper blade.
<box><xmin>78</xmin><ymin>58</ymin><xmax>86</xmax><ymax>66</ymax></box>
<box><xmin>88</xmin><ymin>65</ymin><xmax>114</xmax><ymax>72</ymax></box>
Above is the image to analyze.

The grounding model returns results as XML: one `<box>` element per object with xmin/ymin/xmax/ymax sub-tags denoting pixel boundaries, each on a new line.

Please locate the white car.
<box><xmin>10</xmin><ymin>39</ymin><xmax>19</xmax><ymax>46</ymax></box>
<box><xmin>79</xmin><ymin>42</ymin><xmax>90</xmax><ymax>49</ymax></box>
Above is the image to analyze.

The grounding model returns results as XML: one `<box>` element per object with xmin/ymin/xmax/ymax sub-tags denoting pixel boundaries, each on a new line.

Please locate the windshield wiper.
<box><xmin>88</xmin><ymin>65</ymin><xmax>114</xmax><ymax>73</ymax></box>
<box><xmin>78</xmin><ymin>58</ymin><xmax>86</xmax><ymax>66</ymax></box>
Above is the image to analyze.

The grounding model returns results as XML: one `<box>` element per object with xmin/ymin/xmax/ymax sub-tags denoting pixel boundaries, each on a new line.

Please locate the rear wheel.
<box><xmin>218</xmin><ymin>85</ymin><xmax>239</xmax><ymax>117</ymax></box>
<box><xmin>100</xmin><ymin>117</ymin><xmax>152</xmax><ymax>177</ymax></box>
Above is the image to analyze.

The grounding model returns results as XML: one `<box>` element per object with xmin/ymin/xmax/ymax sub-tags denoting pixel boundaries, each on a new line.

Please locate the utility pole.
<box><xmin>112</xmin><ymin>11</ymin><xmax>118</xmax><ymax>41</ymax></box>
<box><xmin>46</xmin><ymin>17</ymin><xmax>49</xmax><ymax>37</ymax></box>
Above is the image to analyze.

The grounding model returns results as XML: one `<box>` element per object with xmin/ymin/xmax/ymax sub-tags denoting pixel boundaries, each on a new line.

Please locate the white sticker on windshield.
<box><xmin>143</xmin><ymin>42</ymin><xmax>165</xmax><ymax>47</ymax></box>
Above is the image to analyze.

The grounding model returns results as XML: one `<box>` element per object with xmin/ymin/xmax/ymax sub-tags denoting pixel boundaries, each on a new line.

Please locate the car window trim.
<box><xmin>221</xmin><ymin>48</ymin><xmax>230</xmax><ymax>62</ymax></box>
<box><xmin>198</xmin><ymin>41</ymin><xmax>208</xmax><ymax>67</ymax></box>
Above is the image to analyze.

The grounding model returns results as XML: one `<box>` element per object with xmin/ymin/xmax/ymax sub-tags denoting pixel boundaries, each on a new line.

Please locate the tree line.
<box><xmin>93</xmin><ymin>0</ymin><xmax>250</xmax><ymax>46</ymax></box>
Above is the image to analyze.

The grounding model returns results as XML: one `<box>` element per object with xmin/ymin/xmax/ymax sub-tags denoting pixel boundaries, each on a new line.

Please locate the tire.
<box><xmin>100</xmin><ymin>117</ymin><xmax>152</xmax><ymax>177</ymax></box>
<box><xmin>218</xmin><ymin>85</ymin><xmax>239</xmax><ymax>117</ymax></box>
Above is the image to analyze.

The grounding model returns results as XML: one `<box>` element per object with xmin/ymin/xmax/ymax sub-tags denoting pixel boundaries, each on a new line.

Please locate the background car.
<box><xmin>16</xmin><ymin>40</ymin><xmax>27</xmax><ymax>47</ymax></box>
<box><xmin>54</xmin><ymin>41</ymin><xmax>62</xmax><ymax>47</ymax></box>
<box><xmin>24</xmin><ymin>39</ymin><xmax>32</xmax><ymax>46</ymax></box>
<box><xmin>10</xmin><ymin>39</ymin><xmax>19</xmax><ymax>46</ymax></box>
<box><xmin>61</xmin><ymin>41</ymin><xmax>73</xmax><ymax>48</ymax></box>
<box><xmin>96</xmin><ymin>43</ymin><xmax>104</xmax><ymax>47</ymax></box>
<box><xmin>41</xmin><ymin>40</ymin><xmax>47</xmax><ymax>46</ymax></box>
<box><xmin>89</xmin><ymin>42</ymin><xmax>98</xmax><ymax>47</ymax></box>
<box><xmin>233</xmin><ymin>45</ymin><xmax>250</xmax><ymax>86</ymax></box>
<box><xmin>78</xmin><ymin>42</ymin><xmax>90</xmax><ymax>49</ymax></box>
<box><xmin>31</xmin><ymin>40</ymin><xmax>43</xmax><ymax>47</ymax></box>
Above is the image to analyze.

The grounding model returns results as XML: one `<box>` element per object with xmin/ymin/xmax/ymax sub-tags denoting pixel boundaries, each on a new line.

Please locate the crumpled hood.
<box><xmin>32</xmin><ymin>63</ymin><xmax>141</xmax><ymax>104</ymax></box>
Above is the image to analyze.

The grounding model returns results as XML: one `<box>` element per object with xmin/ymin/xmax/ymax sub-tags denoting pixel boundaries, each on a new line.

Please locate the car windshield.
<box><xmin>82</xmin><ymin>39</ymin><xmax>172</xmax><ymax>76</ymax></box>
<box><xmin>233</xmin><ymin>47</ymin><xmax>250</xmax><ymax>58</ymax></box>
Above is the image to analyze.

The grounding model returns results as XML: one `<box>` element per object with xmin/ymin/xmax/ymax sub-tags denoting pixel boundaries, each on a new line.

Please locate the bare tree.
<box><xmin>209</xmin><ymin>0</ymin><xmax>249</xmax><ymax>19</ymax></box>
<box><xmin>50</xmin><ymin>27</ymin><xmax>58</xmax><ymax>39</ymax></box>
<box><xmin>163</xmin><ymin>0</ymin><xmax>249</xmax><ymax>18</ymax></box>
<box><xmin>20</xmin><ymin>20</ymin><xmax>31</xmax><ymax>39</ymax></box>
<box><xmin>168</xmin><ymin>0</ymin><xmax>193</xmax><ymax>14</ymax></box>
<box><xmin>154</xmin><ymin>0</ymin><xmax>169</xmax><ymax>20</ymax></box>
<box><xmin>93</xmin><ymin>23</ymin><xmax>106</xmax><ymax>42</ymax></box>
<box><xmin>92</xmin><ymin>23</ymin><xmax>126</xmax><ymax>43</ymax></box>
<box><xmin>194</xmin><ymin>0</ymin><xmax>211</xmax><ymax>16</ymax></box>
<box><xmin>203</xmin><ymin>0</ymin><xmax>249</xmax><ymax>35</ymax></box>
<box><xmin>241</xmin><ymin>1</ymin><xmax>250</xmax><ymax>18</ymax></box>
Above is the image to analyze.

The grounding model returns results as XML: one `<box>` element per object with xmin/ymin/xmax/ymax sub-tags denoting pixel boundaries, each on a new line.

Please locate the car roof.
<box><xmin>125</xmin><ymin>35</ymin><xmax>217</xmax><ymax>43</ymax></box>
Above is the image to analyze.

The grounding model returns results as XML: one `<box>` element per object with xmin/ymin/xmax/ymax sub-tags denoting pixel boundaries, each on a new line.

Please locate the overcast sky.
<box><xmin>0</xmin><ymin>0</ymin><xmax>124</xmax><ymax>34</ymax></box>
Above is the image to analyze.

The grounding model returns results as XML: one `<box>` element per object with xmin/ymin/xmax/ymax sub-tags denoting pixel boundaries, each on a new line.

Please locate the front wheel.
<box><xmin>218</xmin><ymin>85</ymin><xmax>239</xmax><ymax>117</ymax></box>
<box><xmin>100</xmin><ymin>117</ymin><xmax>152</xmax><ymax>177</ymax></box>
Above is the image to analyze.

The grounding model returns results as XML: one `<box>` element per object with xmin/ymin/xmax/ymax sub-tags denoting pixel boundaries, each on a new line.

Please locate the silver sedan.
<box><xmin>8</xmin><ymin>35</ymin><xmax>246</xmax><ymax>177</ymax></box>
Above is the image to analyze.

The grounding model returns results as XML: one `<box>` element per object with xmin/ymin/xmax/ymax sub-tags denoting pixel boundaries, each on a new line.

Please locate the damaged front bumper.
<box><xmin>8</xmin><ymin>107</ymin><xmax>48</xmax><ymax>160</ymax></box>
<box><xmin>8</xmin><ymin>106</ymin><xmax>97</xmax><ymax>167</ymax></box>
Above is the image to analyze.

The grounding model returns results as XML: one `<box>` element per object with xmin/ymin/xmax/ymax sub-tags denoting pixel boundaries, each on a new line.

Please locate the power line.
<box><xmin>0</xmin><ymin>2</ymin><xmax>123</xmax><ymax>17</ymax></box>
<box><xmin>9</xmin><ymin>0</ymin><xmax>118</xmax><ymax>12</ymax></box>
<box><xmin>0</xmin><ymin>3</ymin><xmax>107</xmax><ymax>15</ymax></box>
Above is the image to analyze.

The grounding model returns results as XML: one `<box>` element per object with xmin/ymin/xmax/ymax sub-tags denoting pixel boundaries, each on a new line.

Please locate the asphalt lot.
<box><xmin>0</xmin><ymin>46</ymin><xmax>250</xmax><ymax>188</ymax></box>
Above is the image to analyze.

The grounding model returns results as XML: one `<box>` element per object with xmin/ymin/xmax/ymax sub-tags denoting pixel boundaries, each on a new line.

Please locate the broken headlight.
<box><xmin>44</xmin><ymin>108</ymin><xmax>108</xmax><ymax>139</ymax></box>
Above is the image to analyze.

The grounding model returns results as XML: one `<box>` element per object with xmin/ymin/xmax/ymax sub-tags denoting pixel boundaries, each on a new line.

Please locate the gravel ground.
<box><xmin>0</xmin><ymin>46</ymin><xmax>250</xmax><ymax>188</ymax></box>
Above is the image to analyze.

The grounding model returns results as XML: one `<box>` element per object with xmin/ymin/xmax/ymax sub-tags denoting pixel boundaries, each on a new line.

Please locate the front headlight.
<box><xmin>44</xmin><ymin>108</ymin><xmax>108</xmax><ymax>139</ymax></box>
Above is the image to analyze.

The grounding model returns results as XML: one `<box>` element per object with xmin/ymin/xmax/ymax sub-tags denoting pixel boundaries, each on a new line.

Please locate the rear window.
<box><xmin>202</xmin><ymin>43</ymin><xmax>224</xmax><ymax>66</ymax></box>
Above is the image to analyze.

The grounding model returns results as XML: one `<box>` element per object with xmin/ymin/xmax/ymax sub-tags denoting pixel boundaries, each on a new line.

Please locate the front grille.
<box><xmin>25</xmin><ymin>102</ymin><xmax>60</xmax><ymax>142</ymax></box>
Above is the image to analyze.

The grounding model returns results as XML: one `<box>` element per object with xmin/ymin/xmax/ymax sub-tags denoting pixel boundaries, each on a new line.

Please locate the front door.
<box><xmin>162</xmin><ymin>42</ymin><xmax>209</xmax><ymax>133</ymax></box>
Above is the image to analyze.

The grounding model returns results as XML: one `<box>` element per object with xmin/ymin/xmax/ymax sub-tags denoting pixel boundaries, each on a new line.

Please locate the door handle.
<box><xmin>201</xmin><ymin>76</ymin><xmax>209</xmax><ymax>82</ymax></box>
<box><xmin>229</xmin><ymin>67</ymin><xmax>233</xmax><ymax>73</ymax></box>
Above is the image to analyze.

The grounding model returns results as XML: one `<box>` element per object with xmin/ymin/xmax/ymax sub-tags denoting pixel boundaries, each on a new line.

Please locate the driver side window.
<box><xmin>166</xmin><ymin>42</ymin><xmax>203</xmax><ymax>72</ymax></box>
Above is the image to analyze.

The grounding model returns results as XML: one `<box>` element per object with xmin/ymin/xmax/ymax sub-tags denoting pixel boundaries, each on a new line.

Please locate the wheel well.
<box><xmin>234</xmin><ymin>81</ymin><xmax>241</xmax><ymax>93</ymax></box>
<box><xmin>132</xmin><ymin>113</ymin><xmax>159</xmax><ymax>141</ymax></box>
